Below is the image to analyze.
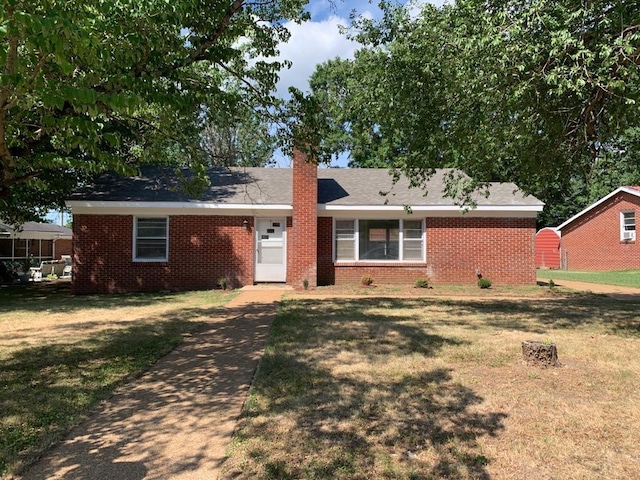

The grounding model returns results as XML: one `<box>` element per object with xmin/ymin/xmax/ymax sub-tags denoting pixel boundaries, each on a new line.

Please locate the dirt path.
<box><xmin>19</xmin><ymin>289</ymin><xmax>283</xmax><ymax>480</ymax></box>
<box><xmin>539</xmin><ymin>279</ymin><xmax>640</xmax><ymax>299</ymax></box>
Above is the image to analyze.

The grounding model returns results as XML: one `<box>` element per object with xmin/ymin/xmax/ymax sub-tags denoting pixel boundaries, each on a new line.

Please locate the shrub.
<box><xmin>477</xmin><ymin>277</ymin><xmax>492</xmax><ymax>289</ymax></box>
<box><xmin>414</xmin><ymin>278</ymin><xmax>429</xmax><ymax>288</ymax></box>
<box><xmin>302</xmin><ymin>278</ymin><xmax>309</xmax><ymax>290</ymax></box>
<box><xmin>361</xmin><ymin>275</ymin><xmax>374</xmax><ymax>286</ymax></box>
<box><xmin>548</xmin><ymin>279</ymin><xmax>555</xmax><ymax>289</ymax></box>
<box><xmin>219</xmin><ymin>277</ymin><xmax>228</xmax><ymax>290</ymax></box>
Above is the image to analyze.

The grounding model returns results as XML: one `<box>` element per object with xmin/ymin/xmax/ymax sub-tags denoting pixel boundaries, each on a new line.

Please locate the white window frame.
<box><xmin>335</xmin><ymin>219</ymin><xmax>356</xmax><ymax>262</ymax></box>
<box><xmin>620</xmin><ymin>211</ymin><xmax>636</xmax><ymax>241</ymax></box>
<box><xmin>133</xmin><ymin>216</ymin><xmax>169</xmax><ymax>262</ymax></box>
<box><xmin>333</xmin><ymin>218</ymin><xmax>425</xmax><ymax>262</ymax></box>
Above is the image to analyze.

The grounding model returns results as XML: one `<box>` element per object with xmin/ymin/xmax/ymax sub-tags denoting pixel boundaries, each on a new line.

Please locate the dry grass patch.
<box><xmin>289</xmin><ymin>282</ymin><xmax>577</xmax><ymax>299</ymax></box>
<box><xmin>0</xmin><ymin>283</ymin><xmax>236</xmax><ymax>478</ymax></box>
<box><xmin>224</xmin><ymin>297</ymin><xmax>640</xmax><ymax>479</ymax></box>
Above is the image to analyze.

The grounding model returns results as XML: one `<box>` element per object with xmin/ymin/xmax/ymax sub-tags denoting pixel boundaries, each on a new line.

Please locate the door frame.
<box><xmin>254</xmin><ymin>217</ymin><xmax>287</xmax><ymax>282</ymax></box>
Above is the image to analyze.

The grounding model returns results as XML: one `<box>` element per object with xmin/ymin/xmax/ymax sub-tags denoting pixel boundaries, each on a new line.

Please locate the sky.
<box><xmin>274</xmin><ymin>0</ymin><xmax>445</xmax><ymax>97</ymax></box>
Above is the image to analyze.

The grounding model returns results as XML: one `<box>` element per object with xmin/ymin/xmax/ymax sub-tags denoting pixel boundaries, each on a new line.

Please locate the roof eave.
<box><xmin>66</xmin><ymin>201</ymin><xmax>293</xmax><ymax>211</ymax></box>
<box><xmin>319</xmin><ymin>204</ymin><xmax>544</xmax><ymax>212</ymax></box>
<box><xmin>67</xmin><ymin>200</ymin><xmax>543</xmax><ymax>215</ymax></box>
<box><xmin>557</xmin><ymin>186</ymin><xmax>640</xmax><ymax>230</ymax></box>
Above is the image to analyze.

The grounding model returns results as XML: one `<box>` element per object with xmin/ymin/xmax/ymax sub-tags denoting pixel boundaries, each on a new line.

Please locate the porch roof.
<box><xmin>0</xmin><ymin>222</ymin><xmax>72</xmax><ymax>240</ymax></box>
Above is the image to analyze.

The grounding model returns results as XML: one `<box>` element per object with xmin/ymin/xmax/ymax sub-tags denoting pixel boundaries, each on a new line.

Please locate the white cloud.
<box><xmin>272</xmin><ymin>1</ymin><xmax>449</xmax><ymax>98</ymax></box>
<box><xmin>274</xmin><ymin>14</ymin><xmax>360</xmax><ymax>97</ymax></box>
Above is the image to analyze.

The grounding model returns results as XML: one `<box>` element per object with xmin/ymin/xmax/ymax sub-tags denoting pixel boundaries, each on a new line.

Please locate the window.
<box><xmin>621</xmin><ymin>211</ymin><xmax>636</xmax><ymax>241</ymax></box>
<box><xmin>335</xmin><ymin>220</ymin><xmax>355</xmax><ymax>261</ymax></box>
<box><xmin>403</xmin><ymin>220</ymin><xmax>424</xmax><ymax>260</ymax></box>
<box><xmin>334</xmin><ymin>219</ymin><xmax>424</xmax><ymax>262</ymax></box>
<box><xmin>13</xmin><ymin>239</ymin><xmax>27</xmax><ymax>258</ymax></box>
<box><xmin>0</xmin><ymin>238</ymin><xmax>12</xmax><ymax>259</ymax></box>
<box><xmin>134</xmin><ymin>217</ymin><xmax>168</xmax><ymax>261</ymax></box>
<box><xmin>359</xmin><ymin>220</ymin><xmax>400</xmax><ymax>260</ymax></box>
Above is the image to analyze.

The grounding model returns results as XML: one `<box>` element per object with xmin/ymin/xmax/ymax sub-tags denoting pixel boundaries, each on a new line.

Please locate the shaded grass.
<box><xmin>0</xmin><ymin>281</ymin><xmax>202</xmax><ymax>315</ymax></box>
<box><xmin>537</xmin><ymin>269</ymin><xmax>640</xmax><ymax>288</ymax></box>
<box><xmin>224</xmin><ymin>296</ymin><xmax>640</xmax><ymax>479</ymax></box>
<box><xmin>0</xmin><ymin>287</ymin><xmax>235</xmax><ymax>478</ymax></box>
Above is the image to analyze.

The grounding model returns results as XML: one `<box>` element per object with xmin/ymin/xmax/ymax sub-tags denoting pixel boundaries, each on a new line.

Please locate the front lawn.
<box><xmin>224</xmin><ymin>296</ymin><xmax>640</xmax><ymax>479</ymax></box>
<box><xmin>0</xmin><ymin>284</ymin><xmax>235</xmax><ymax>478</ymax></box>
<box><xmin>537</xmin><ymin>269</ymin><xmax>640</xmax><ymax>288</ymax></box>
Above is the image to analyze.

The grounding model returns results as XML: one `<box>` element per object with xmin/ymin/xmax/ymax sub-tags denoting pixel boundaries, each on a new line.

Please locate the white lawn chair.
<box><xmin>30</xmin><ymin>263</ymin><xmax>46</xmax><ymax>282</ymax></box>
<box><xmin>61</xmin><ymin>264</ymin><xmax>73</xmax><ymax>279</ymax></box>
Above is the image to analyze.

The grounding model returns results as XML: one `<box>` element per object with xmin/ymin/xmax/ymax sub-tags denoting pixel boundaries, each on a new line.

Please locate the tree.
<box><xmin>0</xmin><ymin>0</ymin><xmax>310</xmax><ymax>223</ymax></box>
<box><xmin>305</xmin><ymin>0</ymin><xmax>640</xmax><ymax>215</ymax></box>
<box><xmin>200</xmin><ymin>105</ymin><xmax>276</xmax><ymax>167</ymax></box>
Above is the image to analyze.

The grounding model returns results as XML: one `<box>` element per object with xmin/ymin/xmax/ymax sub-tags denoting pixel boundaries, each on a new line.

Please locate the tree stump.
<box><xmin>522</xmin><ymin>340</ymin><xmax>561</xmax><ymax>367</ymax></box>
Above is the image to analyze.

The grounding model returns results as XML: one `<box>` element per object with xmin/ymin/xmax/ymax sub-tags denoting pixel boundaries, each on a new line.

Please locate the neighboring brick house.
<box><xmin>0</xmin><ymin>222</ymin><xmax>72</xmax><ymax>263</ymax></box>
<box><xmin>557</xmin><ymin>186</ymin><xmax>640</xmax><ymax>270</ymax></box>
<box><xmin>66</xmin><ymin>152</ymin><xmax>543</xmax><ymax>294</ymax></box>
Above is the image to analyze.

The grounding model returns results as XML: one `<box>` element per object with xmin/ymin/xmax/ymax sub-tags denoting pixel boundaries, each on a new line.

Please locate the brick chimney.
<box><xmin>288</xmin><ymin>147</ymin><xmax>318</xmax><ymax>287</ymax></box>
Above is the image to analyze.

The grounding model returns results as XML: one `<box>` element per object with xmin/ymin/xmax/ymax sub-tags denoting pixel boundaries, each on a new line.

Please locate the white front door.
<box><xmin>255</xmin><ymin>218</ymin><xmax>286</xmax><ymax>282</ymax></box>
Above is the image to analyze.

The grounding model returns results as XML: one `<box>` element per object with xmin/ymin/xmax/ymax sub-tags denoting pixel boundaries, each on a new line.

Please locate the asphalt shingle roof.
<box><xmin>0</xmin><ymin>222</ymin><xmax>72</xmax><ymax>235</ymax></box>
<box><xmin>70</xmin><ymin>166</ymin><xmax>542</xmax><ymax>207</ymax></box>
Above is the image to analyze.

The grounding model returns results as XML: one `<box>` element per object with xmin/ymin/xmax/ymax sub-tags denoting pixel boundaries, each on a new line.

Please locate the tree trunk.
<box><xmin>522</xmin><ymin>340</ymin><xmax>561</xmax><ymax>367</ymax></box>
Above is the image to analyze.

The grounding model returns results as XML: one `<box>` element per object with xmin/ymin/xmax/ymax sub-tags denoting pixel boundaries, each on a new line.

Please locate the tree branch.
<box><xmin>177</xmin><ymin>0</ymin><xmax>246</xmax><ymax>69</ymax></box>
<box><xmin>0</xmin><ymin>2</ymin><xmax>19</xmax><ymax>180</ymax></box>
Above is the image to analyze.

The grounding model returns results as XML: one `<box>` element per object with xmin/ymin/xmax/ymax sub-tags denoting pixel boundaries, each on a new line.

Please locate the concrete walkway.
<box><xmin>538</xmin><ymin>278</ymin><xmax>640</xmax><ymax>299</ymax></box>
<box><xmin>20</xmin><ymin>288</ymin><xmax>286</xmax><ymax>480</ymax></box>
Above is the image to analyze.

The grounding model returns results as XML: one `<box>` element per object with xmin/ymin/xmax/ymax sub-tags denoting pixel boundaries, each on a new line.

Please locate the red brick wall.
<box><xmin>317</xmin><ymin>217</ymin><xmax>334</xmax><ymax>285</ymax></box>
<box><xmin>318</xmin><ymin>216</ymin><xmax>536</xmax><ymax>286</ymax></box>
<box><xmin>287</xmin><ymin>148</ymin><xmax>318</xmax><ymax>287</ymax></box>
<box><xmin>560</xmin><ymin>191</ymin><xmax>640</xmax><ymax>270</ymax></box>
<box><xmin>426</xmin><ymin>217</ymin><xmax>536</xmax><ymax>284</ymax></box>
<box><xmin>54</xmin><ymin>239</ymin><xmax>72</xmax><ymax>259</ymax></box>
<box><xmin>333</xmin><ymin>263</ymin><xmax>430</xmax><ymax>284</ymax></box>
<box><xmin>72</xmin><ymin>215</ymin><xmax>254</xmax><ymax>294</ymax></box>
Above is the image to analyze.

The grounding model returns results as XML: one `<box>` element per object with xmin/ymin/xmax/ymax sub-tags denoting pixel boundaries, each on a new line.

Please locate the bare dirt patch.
<box><xmin>289</xmin><ymin>282</ymin><xmax>580</xmax><ymax>300</ymax></box>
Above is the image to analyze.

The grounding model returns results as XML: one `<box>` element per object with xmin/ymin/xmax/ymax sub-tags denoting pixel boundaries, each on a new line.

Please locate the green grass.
<box><xmin>224</xmin><ymin>296</ymin><xmax>640</xmax><ymax>479</ymax></box>
<box><xmin>537</xmin><ymin>269</ymin><xmax>640</xmax><ymax>288</ymax></box>
<box><xmin>0</xmin><ymin>284</ymin><xmax>235</xmax><ymax>478</ymax></box>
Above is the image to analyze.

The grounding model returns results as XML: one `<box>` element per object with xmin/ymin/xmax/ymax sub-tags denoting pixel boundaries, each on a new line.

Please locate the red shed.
<box><xmin>535</xmin><ymin>227</ymin><xmax>561</xmax><ymax>269</ymax></box>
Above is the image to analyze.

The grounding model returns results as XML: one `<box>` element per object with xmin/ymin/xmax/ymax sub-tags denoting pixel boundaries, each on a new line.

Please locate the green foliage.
<box><xmin>305</xmin><ymin>0</ymin><xmax>640</xmax><ymax>218</ymax></box>
<box><xmin>414</xmin><ymin>278</ymin><xmax>429</xmax><ymax>289</ymax></box>
<box><xmin>477</xmin><ymin>278</ymin><xmax>492</xmax><ymax>289</ymax></box>
<box><xmin>548</xmin><ymin>279</ymin><xmax>556</xmax><ymax>289</ymax></box>
<box><xmin>201</xmin><ymin>104</ymin><xmax>276</xmax><ymax>167</ymax></box>
<box><xmin>302</xmin><ymin>278</ymin><xmax>309</xmax><ymax>290</ymax></box>
<box><xmin>0</xmin><ymin>0</ymin><xmax>309</xmax><ymax>223</ymax></box>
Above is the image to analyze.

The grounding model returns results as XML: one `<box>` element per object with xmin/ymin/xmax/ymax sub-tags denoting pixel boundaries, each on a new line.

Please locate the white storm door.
<box><xmin>255</xmin><ymin>218</ymin><xmax>286</xmax><ymax>282</ymax></box>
